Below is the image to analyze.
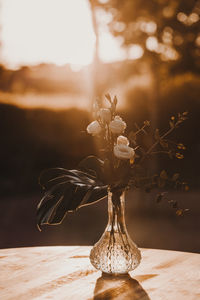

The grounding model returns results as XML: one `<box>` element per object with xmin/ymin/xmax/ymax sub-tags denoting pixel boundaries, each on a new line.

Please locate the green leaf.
<box><xmin>37</xmin><ymin>167</ymin><xmax>108</xmax><ymax>230</ymax></box>
<box><xmin>78</xmin><ymin>155</ymin><xmax>105</xmax><ymax>183</ymax></box>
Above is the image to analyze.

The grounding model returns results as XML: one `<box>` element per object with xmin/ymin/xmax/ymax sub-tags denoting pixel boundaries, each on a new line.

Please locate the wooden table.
<box><xmin>0</xmin><ymin>246</ymin><xmax>199</xmax><ymax>300</ymax></box>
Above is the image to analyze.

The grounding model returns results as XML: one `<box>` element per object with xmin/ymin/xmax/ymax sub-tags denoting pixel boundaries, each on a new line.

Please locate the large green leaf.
<box><xmin>37</xmin><ymin>165</ymin><xmax>108</xmax><ymax>230</ymax></box>
<box><xmin>78</xmin><ymin>155</ymin><xmax>105</xmax><ymax>182</ymax></box>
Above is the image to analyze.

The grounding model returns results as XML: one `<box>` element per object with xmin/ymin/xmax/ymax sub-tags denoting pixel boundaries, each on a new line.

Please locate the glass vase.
<box><xmin>90</xmin><ymin>190</ymin><xmax>141</xmax><ymax>274</ymax></box>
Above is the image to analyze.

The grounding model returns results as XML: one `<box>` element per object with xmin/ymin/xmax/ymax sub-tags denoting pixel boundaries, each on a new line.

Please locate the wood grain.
<box><xmin>0</xmin><ymin>246</ymin><xmax>199</xmax><ymax>299</ymax></box>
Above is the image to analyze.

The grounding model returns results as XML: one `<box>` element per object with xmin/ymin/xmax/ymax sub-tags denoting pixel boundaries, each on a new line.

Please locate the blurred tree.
<box><xmin>90</xmin><ymin>0</ymin><xmax>200</xmax><ymax>133</ymax></box>
<box><xmin>92</xmin><ymin>0</ymin><xmax>200</xmax><ymax>75</ymax></box>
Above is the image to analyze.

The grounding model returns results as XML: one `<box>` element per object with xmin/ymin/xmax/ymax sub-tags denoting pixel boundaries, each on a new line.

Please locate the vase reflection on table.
<box><xmin>93</xmin><ymin>273</ymin><xmax>150</xmax><ymax>300</ymax></box>
<box><xmin>90</xmin><ymin>190</ymin><xmax>141</xmax><ymax>274</ymax></box>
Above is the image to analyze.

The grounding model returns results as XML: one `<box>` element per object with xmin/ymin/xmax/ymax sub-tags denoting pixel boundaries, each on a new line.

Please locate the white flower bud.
<box><xmin>87</xmin><ymin>120</ymin><xmax>102</xmax><ymax>136</ymax></box>
<box><xmin>117</xmin><ymin>135</ymin><xmax>129</xmax><ymax>146</ymax></box>
<box><xmin>99</xmin><ymin>108</ymin><xmax>111</xmax><ymax>123</ymax></box>
<box><xmin>114</xmin><ymin>144</ymin><xmax>135</xmax><ymax>160</ymax></box>
<box><xmin>109</xmin><ymin>116</ymin><xmax>126</xmax><ymax>134</ymax></box>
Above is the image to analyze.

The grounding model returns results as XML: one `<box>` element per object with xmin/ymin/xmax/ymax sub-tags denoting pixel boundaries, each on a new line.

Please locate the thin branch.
<box><xmin>140</xmin><ymin>125</ymin><xmax>176</xmax><ymax>163</ymax></box>
<box><xmin>134</xmin><ymin>123</ymin><xmax>148</xmax><ymax>137</ymax></box>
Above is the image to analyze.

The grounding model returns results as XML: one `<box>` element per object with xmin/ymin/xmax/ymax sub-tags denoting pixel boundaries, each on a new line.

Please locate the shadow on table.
<box><xmin>93</xmin><ymin>273</ymin><xmax>150</xmax><ymax>300</ymax></box>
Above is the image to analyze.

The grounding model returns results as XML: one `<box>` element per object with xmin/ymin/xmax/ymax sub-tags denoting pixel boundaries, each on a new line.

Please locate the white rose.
<box><xmin>99</xmin><ymin>108</ymin><xmax>111</xmax><ymax>123</ymax></box>
<box><xmin>114</xmin><ymin>144</ymin><xmax>135</xmax><ymax>160</ymax></box>
<box><xmin>87</xmin><ymin>120</ymin><xmax>102</xmax><ymax>136</ymax></box>
<box><xmin>109</xmin><ymin>116</ymin><xmax>126</xmax><ymax>134</ymax></box>
<box><xmin>117</xmin><ymin>135</ymin><xmax>129</xmax><ymax>146</ymax></box>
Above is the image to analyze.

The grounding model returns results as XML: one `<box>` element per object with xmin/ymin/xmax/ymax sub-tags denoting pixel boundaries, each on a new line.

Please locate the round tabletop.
<box><xmin>0</xmin><ymin>246</ymin><xmax>199</xmax><ymax>300</ymax></box>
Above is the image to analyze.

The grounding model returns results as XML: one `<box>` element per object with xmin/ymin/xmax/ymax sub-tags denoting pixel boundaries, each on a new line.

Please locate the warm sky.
<box><xmin>0</xmin><ymin>0</ymin><xmax>145</xmax><ymax>110</ymax></box>
<box><xmin>1</xmin><ymin>0</ymin><xmax>126</xmax><ymax>69</ymax></box>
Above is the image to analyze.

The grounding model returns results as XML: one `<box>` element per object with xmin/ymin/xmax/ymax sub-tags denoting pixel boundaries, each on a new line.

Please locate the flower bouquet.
<box><xmin>37</xmin><ymin>94</ymin><xmax>188</xmax><ymax>274</ymax></box>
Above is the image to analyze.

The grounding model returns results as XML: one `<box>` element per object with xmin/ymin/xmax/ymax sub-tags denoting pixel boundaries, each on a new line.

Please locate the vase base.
<box><xmin>90</xmin><ymin>233</ymin><xmax>141</xmax><ymax>274</ymax></box>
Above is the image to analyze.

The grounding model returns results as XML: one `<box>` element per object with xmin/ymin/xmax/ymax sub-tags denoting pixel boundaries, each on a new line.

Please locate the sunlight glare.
<box><xmin>99</xmin><ymin>31</ymin><xmax>127</xmax><ymax>62</ymax></box>
<box><xmin>1</xmin><ymin>0</ymin><xmax>96</xmax><ymax>68</ymax></box>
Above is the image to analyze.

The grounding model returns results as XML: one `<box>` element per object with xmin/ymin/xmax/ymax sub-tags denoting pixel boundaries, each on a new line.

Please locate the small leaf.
<box><xmin>160</xmin><ymin>139</ymin><xmax>168</xmax><ymax>149</ymax></box>
<box><xmin>176</xmin><ymin>153</ymin><xmax>184</xmax><ymax>159</ymax></box>
<box><xmin>172</xmin><ymin>173</ymin><xmax>179</xmax><ymax>181</ymax></box>
<box><xmin>113</xmin><ymin>95</ymin><xmax>118</xmax><ymax>105</ymax></box>
<box><xmin>169</xmin><ymin>120</ymin><xmax>174</xmax><ymax>128</ymax></box>
<box><xmin>160</xmin><ymin>170</ymin><xmax>168</xmax><ymax>180</ymax></box>
<box><xmin>176</xmin><ymin>209</ymin><xmax>184</xmax><ymax>216</ymax></box>
<box><xmin>105</xmin><ymin>93</ymin><xmax>112</xmax><ymax>103</ymax></box>
<box><xmin>156</xmin><ymin>193</ymin><xmax>163</xmax><ymax>203</ymax></box>
<box><xmin>177</xmin><ymin>143</ymin><xmax>186</xmax><ymax>150</ymax></box>
<box><xmin>143</xmin><ymin>120</ymin><xmax>150</xmax><ymax>126</ymax></box>
<box><xmin>176</xmin><ymin>207</ymin><xmax>189</xmax><ymax>216</ymax></box>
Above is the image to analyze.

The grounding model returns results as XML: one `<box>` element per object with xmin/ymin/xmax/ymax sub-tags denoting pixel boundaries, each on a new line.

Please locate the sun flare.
<box><xmin>1</xmin><ymin>0</ymin><xmax>96</xmax><ymax>68</ymax></box>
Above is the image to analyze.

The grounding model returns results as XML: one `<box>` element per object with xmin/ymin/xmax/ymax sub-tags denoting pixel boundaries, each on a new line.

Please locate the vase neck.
<box><xmin>107</xmin><ymin>190</ymin><xmax>126</xmax><ymax>233</ymax></box>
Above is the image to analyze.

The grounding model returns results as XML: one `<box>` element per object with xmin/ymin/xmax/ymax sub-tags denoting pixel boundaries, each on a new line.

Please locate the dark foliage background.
<box><xmin>0</xmin><ymin>87</ymin><xmax>199</xmax><ymax>252</ymax></box>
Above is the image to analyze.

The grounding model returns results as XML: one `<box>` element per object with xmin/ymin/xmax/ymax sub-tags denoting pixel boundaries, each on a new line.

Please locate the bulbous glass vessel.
<box><xmin>90</xmin><ymin>190</ymin><xmax>141</xmax><ymax>274</ymax></box>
